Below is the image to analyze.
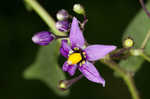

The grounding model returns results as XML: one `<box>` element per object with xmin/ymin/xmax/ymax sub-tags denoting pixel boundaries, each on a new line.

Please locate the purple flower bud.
<box><xmin>32</xmin><ymin>31</ymin><xmax>55</xmax><ymax>46</ymax></box>
<box><xmin>56</xmin><ymin>20</ymin><xmax>70</xmax><ymax>32</ymax></box>
<box><xmin>56</xmin><ymin>9</ymin><xmax>69</xmax><ymax>21</ymax></box>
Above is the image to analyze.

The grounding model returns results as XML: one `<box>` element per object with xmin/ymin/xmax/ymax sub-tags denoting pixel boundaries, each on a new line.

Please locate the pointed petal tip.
<box><xmin>68</xmin><ymin>71</ymin><xmax>74</xmax><ymax>76</ymax></box>
<box><xmin>100</xmin><ymin>80</ymin><xmax>105</xmax><ymax>87</ymax></box>
<box><xmin>85</xmin><ymin>45</ymin><xmax>117</xmax><ymax>61</ymax></box>
<box><xmin>79</xmin><ymin>61</ymin><xmax>106</xmax><ymax>86</ymax></box>
<box><xmin>62</xmin><ymin>61</ymin><xmax>69</xmax><ymax>72</ymax></box>
<box><xmin>69</xmin><ymin>17</ymin><xmax>85</xmax><ymax>48</ymax></box>
<box><xmin>73</xmin><ymin>17</ymin><xmax>77</xmax><ymax>21</ymax></box>
<box><xmin>67</xmin><ymin>65</ymin><xmax>77</xmax><ymax>76</ymax></box>
<box><xmin>104</xmin><ymin>45</ymin><xmax>117</xmax><ymax>51</ymax></box>
<box><xmin>102</xmin><ymin>82</ymin><xmax>105</xmax><ymax>87</ymax></box>
<box><xmin>111</xmin><ymin>45</ymin><xmax>117</xmax><ymax>51</ymax></box>
<box><xmin>96</xmin><ymin>75</ymin><xmax>105</xmax><ymax>87</ymax></box>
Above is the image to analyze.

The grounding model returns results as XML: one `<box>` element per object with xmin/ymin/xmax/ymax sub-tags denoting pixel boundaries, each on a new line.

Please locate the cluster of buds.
<box><xmin>55</xmin><ymin>4</ymin><xmax>85</xmax><ymax>32</ymax></box>
<box><xmin>32</xmin><ymin>4</ymin><xmax>86</xmax><ymax>46</ymax></box>
<box><xmin>55</xmin><ymin>9</ymin><xmax>70</xmax><ymax>32</ymax></box>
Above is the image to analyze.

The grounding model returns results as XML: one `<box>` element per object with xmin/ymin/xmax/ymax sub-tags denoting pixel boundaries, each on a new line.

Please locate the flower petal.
<box><xmin>62</xmin><ymin>61</ymin><xmax>69</xmax><ymax>71</ymax></box>
<box><xmin>84</xmin><ymin>45</ymin><xmax>116</xmax><ymax>61</ymax></box>
<box><xmin>62</xmin><ymin>61</ymin><xmax>77</xmax><ymax>76</ymax></box>
<box><xmin>67</xmin><ymin>64</ymin><xmax>77</xmax><ymax>76</ymax></box>
<box><xmin>60</xmin><ymin>40</ymin><xmax>72</xmax><ymax>58</ymax></box>
<box><xmin>79</xmin><ymin>61</ymin><xmax>105</xmax><ymax>87</ymax></box>
<box><xmin>69</xmin><ymin>17</ymin><xmax>85</xmax><ymax>48</ymax></box>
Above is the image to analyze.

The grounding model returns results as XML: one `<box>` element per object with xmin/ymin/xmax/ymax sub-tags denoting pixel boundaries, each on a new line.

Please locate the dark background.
<box><xmin>1</xmin><ymin>0</ymin><xmax>150</xmax><ymax>99</ymax></box>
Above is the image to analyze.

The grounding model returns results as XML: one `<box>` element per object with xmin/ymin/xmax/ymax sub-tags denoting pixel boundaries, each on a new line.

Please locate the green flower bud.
<box><xmin>58</xmin><ymin>80</ymin><xmax>70</xmax><ymax>91</ymax></box>
<box><xmin>123</xmin><ymin>37</ymin><xmax>134</xmax><ymax>48</ymax></box>
<box><xmin>73</xmin><ymin>4</ymin><xmax>85</xmax><ymax>15</ymax></box>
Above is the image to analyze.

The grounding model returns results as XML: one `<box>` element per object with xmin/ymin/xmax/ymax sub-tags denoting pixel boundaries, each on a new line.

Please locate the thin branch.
<box><xmin>140</xmin><ymin>52</ymin><xmax>150</xmax><ymax>62</ymax></box>
<box><xmin>139</xmin><ymin>0</ymin><xmax>150</xmax><ymax>17</ymax></box>
<box><xmin>100</xmin><ymin>59</ymin><xmax>140</xmax><ymax>99</ymax></box>
<box><xmin>141</xmin><ymin>30</ymin><xmax>150</xmax><ymax>49</ymax></box>
<box><xmin>24</xmin><ymin>0</ymin><xmax>65</xmax><ymax>36</ymax></box>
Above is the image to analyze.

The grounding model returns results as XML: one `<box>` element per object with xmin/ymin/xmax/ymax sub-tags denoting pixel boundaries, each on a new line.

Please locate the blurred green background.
<box><xmin>1</xmin><ymin>0</ymin><xmax>150</xmax><ymax>99</ymax></box>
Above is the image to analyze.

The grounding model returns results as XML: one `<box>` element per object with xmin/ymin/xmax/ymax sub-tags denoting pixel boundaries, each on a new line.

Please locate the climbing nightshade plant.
<box><xmin>24</xmin><ymin>0</ymin><xmax>150</xmax><ymax>99</ymax></box>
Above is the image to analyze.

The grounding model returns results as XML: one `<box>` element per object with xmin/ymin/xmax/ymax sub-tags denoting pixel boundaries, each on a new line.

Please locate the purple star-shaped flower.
<box><xmin>60</xmin><ymin>17</ymin><xmax>116</xmax><ymax>87</ymax></box>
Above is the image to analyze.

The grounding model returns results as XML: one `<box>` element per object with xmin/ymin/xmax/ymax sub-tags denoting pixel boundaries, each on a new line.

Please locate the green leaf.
<box><xmin>119</xmin><ymin>1</ymin><xmax>150</xmax><ymax>72</ymax></box>
<box><xmin>23</xmin><ymin>41</ymin><xmax>69</xmax><ymax>96</ymax></box>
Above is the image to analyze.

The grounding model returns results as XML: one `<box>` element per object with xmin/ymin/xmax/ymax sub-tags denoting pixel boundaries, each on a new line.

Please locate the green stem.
<box><xmin>24</xmin><ymin>0</ymin><xmax>65</xmax><ymax>36</ymax></box>
<box><xmin>140</xmin><ymin>52</ymin><xmax>150</xmax><ymax>62</ymax></box>
<box><xmin>123</xmin><ymin>74</ymin><xmax>140</xmax><ymax>99</ymax></box>
<box><xmin>100</xmin><ymin>59</ymin><xmax>140</xmax><ymax>99</ymax></box>
<box><xmin>139</xmin><ymin>0</ymin><xmax>150</xmax><ymax>18</ymax></box>
<box><xmin>141</xmin><ymin>30</ymin><xmax>150</xmax><ymax>49</ymax></box>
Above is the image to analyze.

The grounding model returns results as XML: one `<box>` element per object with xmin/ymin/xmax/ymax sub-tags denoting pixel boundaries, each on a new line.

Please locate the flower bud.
<box><xmin>58</xmin><ymin>80</ymin><xmax>70</xmax><ymax>91</ymax></box>
<box><xmin>73</xmin><ymin>4</ymin><xmax>85</xmax><ymax>15</ymax></box>
<box><xmin>32</xmin><ymin>31</ymin><xmax>55</xmax><ymax>46</ymax></box>
<box><xmin>56</xmin><ymin>20</ymin><xmax>70</xmax><ymax>32</ymax></box>
<box><xmin>123</xmin><ymin>37</ymin><xmax>134</xmax><ymax>48</ymax></box>
<box><xmin>56</xmin><ymin>9</ymin><xmax>69</xmax><ymax>21</ymax></box>
<box><xmin>58</xmin><ymin>74</ymin><xmax>83</xmax><ymax>91</ymax></box>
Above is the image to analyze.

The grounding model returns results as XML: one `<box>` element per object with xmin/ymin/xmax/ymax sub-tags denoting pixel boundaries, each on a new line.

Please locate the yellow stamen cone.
<box><xmin>67</xmin><ymin>53</ymin><xmax>82</xmax><ymax>65</ymax></box>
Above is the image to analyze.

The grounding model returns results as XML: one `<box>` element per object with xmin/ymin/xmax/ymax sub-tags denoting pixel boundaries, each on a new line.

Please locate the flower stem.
<box><xmin>24</xmin><ymin>0</ymin><xmax>65</xmax><ymax>36</ymax></box>
<box><xmin>140</xmin><ymin>30</ymin><xmax>150</xmax><ymax>62</ymax></box>
<box><xmin>123</xmin><ymin>74</ymin><xmax>140</xmax><ymax>99</ymax></box>
<box><xmin>139</xmin><ymin>0</ymin><xmax>150</xmax><ymax>18</ymax></box>
<box><xmin>100</xmin><ymin>59</ymin><xmax>140</xmax><ymax>99</ymax></box>
<box><xmin>140</xmin><ymin>52</ymin><xmax>150</xmax><ymax>62</ymax></box>
<box><xmin>141</xmin><ymin>30</ymin><xmax>150</xmax><ymax>49</ymax></box>
<box><xmin>59</xmin><ymin>74</ymin><xmax>84</xmax><ymax>90</ymax></box>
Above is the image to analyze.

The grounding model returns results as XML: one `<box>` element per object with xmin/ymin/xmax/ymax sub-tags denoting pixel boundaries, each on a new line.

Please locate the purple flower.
<box><xmin>60</xmin><ymin>17</ymin><xmax>116</xmax><ymax>87</ymax></box>
<box><xmin>32</xmin><ymin>31</ymin><xmax>54</xmax><ymax>46</ymax></box>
